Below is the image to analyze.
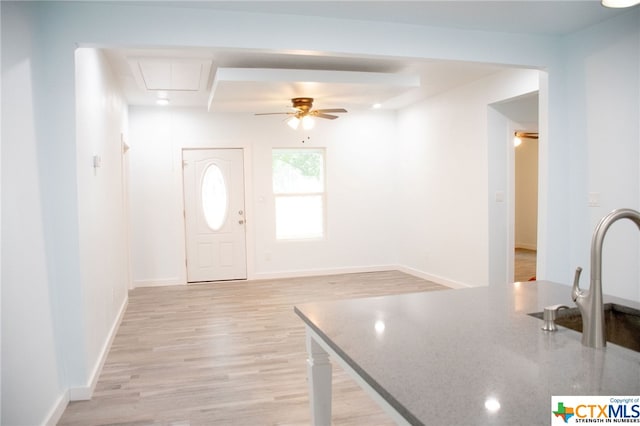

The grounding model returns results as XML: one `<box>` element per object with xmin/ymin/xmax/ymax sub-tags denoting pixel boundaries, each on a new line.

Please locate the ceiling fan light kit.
<box><xmin>286</xmin><ymin>115</ymin><xmax>315</xmax><ymax>130</ymax></box>
<box><xmin>256</xmin><ymin>97</ymin><xmax>347</xmax><ymax>129</ymax></box>
<box><xmin>301</xmin><ymin>115</ymin><xmax>315</xmax><ymax>130</ymax></box>
<box><xmin>286</xmin><ymin>116</ymin><xmax>300</xmax><ymax>130</ymax></box>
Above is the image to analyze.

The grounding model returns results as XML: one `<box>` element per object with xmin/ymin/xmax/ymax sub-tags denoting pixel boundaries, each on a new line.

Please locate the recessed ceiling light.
<box><xmin>372</xmin><ymin>103</ymin><xmax>382</xmax><ymax>109</ymax></box>
<box><xmin>156</xmin><ymin>98</ymin><xmax>170</xmax><ymax>106</ymax></box>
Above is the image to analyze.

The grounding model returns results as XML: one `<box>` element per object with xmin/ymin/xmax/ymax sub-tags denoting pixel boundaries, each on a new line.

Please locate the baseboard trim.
<box><xmin>69</xmin><ymin>295</ymin><xmax>128</xmax><ymax>401</ymax></box>
<box><xmin>397</xmin><ymin>265</ymin><xmax>472</xmax><ymax>289</ymax></box>
<box><xmin>43</xmin><ymin>389</ymin><xmax>69</xmax><ymax>426</ymax></box>
<box><xmin>134</xmin><ymin>266</ymin><xmax>474</xmax><ymax>289</ymax></box>
<box><xmin>250</xmin><ymin>265</ymin><xmax>397</xmax><ymax>281</ymax></box>
<box><xmin>133</xmin><ymin>277</ymin><xmax>185</xmax><ymax>288</ymax></box>
<box><xmin>251</xmin><ymin>265</ymin><xmax>472</xmax><ymax>290</ymax></box>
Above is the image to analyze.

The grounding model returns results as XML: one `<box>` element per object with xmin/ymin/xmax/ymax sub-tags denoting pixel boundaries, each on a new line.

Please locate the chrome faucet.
<box><xmin>572</xmin><ymin>208</ymin><xmax>640</xmax><ymax>348</ymax></box>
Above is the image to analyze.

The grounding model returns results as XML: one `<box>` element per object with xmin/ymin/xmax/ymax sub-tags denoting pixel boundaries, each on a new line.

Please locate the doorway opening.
<box><xmin>488</xmin><ymin>88</ymin><xmax>540</xmax><ymax>285</ymax></box>
<box><xmin>514</xmin><ymin>131</ymin><xmax>538</xmax><ymax>282</ymax></box>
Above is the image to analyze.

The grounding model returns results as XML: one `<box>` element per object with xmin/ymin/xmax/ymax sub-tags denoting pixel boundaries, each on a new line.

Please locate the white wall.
<box><xmin>1</xmin><ymin>19</ymin><xmax>130</xmax><ymax>424</ymax></box>
<box><xmin>129</xmin><ymin>70</ymin><xmax>544</xmax><ymax>290</ymax></box>
<box><xmin>1</xmin><ymin>3</ymin><xmax>67</xmax><ymax>424</ymax></box>
<box><xmin>515</xmin><ymin>138</ymin><xmax>539</xmax><ymax>250</ymax></box>
<box><xmin>395</xmin><ymin>68</ymin><xmax>540</xmax><ymax>288</ymax></box>
<box><xmin>564</xmin><ymin>9</ymin><xmax>640</xmax><ymax>301</ymax></box>
<box><xmin>74</xmin><ymin>48</ymin><xmax>129</xmax><ymax>398</ymax></box>
<box><xmin>254</xmin><ymin>112</ymin><xmax>398</xmax><ymax>276</ymax></box>
<box><xmin>128</xmin><ymin>107</ymin><xmax>397</xmax><ymax>285</ymax></box>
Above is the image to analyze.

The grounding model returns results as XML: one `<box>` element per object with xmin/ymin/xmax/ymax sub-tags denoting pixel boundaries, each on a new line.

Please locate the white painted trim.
<box><xmin>250</xmin><ymin>264</ymin><xmax>397</xmax><ymax>281</ymax></box>
<box><xmin>137</xmin><ymin>265</ymin><xmax>473</xmax><ymax>289</ymax></box>
<box><xmin>43</xmin><ymin>390</ymin><xmax>69</xmax><ymax>426</ymax></box>
<box><xmin>69</xmin><ymin>295</ymin><xmax>128</xmax><ymax>401</ymax></box>
<box><xmin>133</xmin><ymin>277</ymin><xmax>185</xmax><ymax>288</ymax></box>
<box><xmin>396</xmin><ymin>265</ymin><xmax>472</xmax><ymax>289</ymax></box>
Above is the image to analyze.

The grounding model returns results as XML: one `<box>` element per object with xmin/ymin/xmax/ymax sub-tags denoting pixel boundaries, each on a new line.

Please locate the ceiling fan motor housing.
<box><xmin>292</xmin><ymin>97</ymin><xmax>314</xmax><ymax>112</ymax></box>
<box><xmin>255</xmin><ymin>97</ymin><xmax>345</xmax><ymax>120</ymax></box>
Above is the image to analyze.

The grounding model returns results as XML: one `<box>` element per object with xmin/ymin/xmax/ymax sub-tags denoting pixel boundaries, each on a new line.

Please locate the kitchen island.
<box><xmin>294</xmin><ymin>280</ymin><xmax>640</xmax><ymax>425</ymax></box>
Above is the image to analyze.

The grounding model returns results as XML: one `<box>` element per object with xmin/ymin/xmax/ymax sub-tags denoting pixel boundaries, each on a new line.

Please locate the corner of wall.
<box><xmin>43</xmin><ymin>391</ymin><xmax>70</xmax><ymax>426</ymax></box>
<box><xmin>68</xmin><ymin>294</ymin><xmax>128</xmax><ymax>401</ymax></box>
<box><xmin>397</xmin><ymin>265</ymin><xmax>474</xmax><ymax>289</ymax></box>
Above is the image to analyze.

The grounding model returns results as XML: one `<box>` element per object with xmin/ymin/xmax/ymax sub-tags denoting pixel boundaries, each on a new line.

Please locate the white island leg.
<box><xmin>305</xmin><ymin>327</ymin><xmax>332</xmax><ymax>426</ymax></box>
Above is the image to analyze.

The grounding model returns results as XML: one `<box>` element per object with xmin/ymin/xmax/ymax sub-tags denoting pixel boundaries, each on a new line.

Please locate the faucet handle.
<box><xmin>571</xmin><ymin>266</ymin><xmax>583</xmax><ymax>302</ymax></box>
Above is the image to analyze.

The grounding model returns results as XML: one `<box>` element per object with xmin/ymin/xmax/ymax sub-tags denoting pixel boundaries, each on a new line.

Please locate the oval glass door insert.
<box><xmin>201</xmin><ymin>164</ymin><xmax>228</xmax><ymax>231</ymax></box>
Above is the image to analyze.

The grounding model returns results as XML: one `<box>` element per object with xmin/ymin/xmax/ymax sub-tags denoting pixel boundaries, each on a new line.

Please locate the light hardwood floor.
<box><xmin>59</xmin><ymin>271</ymin><xmax>448</xmax><ymax>425</ymax></box>
<box><xmin>514</xmin><ymin>248</ymin><xmax>537</xmax><ymax>282</ymax></box>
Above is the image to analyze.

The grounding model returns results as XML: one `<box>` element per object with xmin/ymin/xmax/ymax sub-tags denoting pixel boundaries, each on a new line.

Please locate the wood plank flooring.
<box><xmin>58</xmin><ymin>271</ymin><xmax>448</xmax><ymax>425</ymax></box>
<box><xmin>514</xmin><ymin>249</ymin><xmax>537</xmax><ymax>282</ymax></box>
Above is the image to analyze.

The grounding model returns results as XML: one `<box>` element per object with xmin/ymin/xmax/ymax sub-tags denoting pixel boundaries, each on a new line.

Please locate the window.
<box><xmin>272</xmin><ymin>149</ymin><xmax>325</xmax><ymax>240</ymax></box>
<box><xmin>201</xmin><ymin>163</ymin><xmax>228</xmax><ymax>231</ymax></box>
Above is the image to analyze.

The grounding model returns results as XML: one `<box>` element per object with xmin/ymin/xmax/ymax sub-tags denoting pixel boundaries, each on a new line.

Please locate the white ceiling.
<box><xmin>103</xmin><ymin>1</ymin><xmax>626</xmax><ymax>113</ymax></box>
<box><xmin>105</xmin><ymin>47</ymin><xmax>506</xmax><ymax>112</ymax></box>
<box><xmin>153</xmin><ymin>1</ymin><xmax>625</xmax><ymax>35</ymax></box>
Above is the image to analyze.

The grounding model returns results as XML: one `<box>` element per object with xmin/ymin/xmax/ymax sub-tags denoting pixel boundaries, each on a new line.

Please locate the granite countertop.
<box><xmin>294</xmin><ymin>280</ymin><xmax>640</xmax><ymax>425</ymax></box>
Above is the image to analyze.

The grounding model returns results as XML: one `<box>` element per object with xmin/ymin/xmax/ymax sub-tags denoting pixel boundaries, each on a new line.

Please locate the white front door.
<box><xmin>183</xmin><ymin>148</ymin><xmax>247</xmax><ymax>282</ymax></box>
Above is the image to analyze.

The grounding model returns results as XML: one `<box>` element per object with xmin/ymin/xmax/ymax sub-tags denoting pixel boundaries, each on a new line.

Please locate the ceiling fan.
<box><xmin>255</xmin><ymin>97</ymin><xmax>347</xmax><ymax>129</ymax></box>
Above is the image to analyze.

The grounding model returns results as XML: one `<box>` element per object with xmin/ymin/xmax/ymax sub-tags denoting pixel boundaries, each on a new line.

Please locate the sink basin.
<box><xmin>529</xmin><ymin>303</ymin><xmax>640</xmax><ymax>353</ymax></box>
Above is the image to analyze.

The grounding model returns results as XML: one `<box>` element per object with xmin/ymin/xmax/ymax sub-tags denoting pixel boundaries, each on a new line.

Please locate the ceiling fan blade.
<box><xmin>315</xmin><ymin>108</ymin><xmax>347</xmax><ymax>113</ymax></box>
<box><xmin>315</xmin><ymin>113</ymin><xmax>339</xmax><ymax>120</ymax></box>
<box><xmin>254</xmin><ymin>112</ymin><xmax>294</xmax><ymax>116</ymax></box>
